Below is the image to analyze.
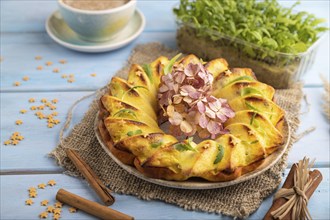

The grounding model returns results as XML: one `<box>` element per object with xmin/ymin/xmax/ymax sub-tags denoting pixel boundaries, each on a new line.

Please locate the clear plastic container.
<box><xmin>176</xmin><ymin>21</ymin><xmax>327</xmax><ymax>89</ymax></box>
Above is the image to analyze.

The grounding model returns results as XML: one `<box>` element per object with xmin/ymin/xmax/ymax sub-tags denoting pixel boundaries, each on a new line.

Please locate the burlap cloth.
<box><xmin>50</xmin><ymin>43</ymin><xmax>303</xmax><ymax>219</ymax></box>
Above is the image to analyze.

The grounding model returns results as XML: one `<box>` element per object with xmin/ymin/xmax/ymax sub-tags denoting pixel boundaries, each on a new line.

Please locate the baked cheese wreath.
<box><xmin>98</xmin><ymin>55</ymin><xmax>285</xmax><ymax>182</ymax></box>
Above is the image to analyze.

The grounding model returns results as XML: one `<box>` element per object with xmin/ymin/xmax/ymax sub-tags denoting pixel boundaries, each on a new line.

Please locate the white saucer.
<box><xmin>45</xmin><ymin>9</ymin><xmax>145</xmax><ymax>53</ymax></box>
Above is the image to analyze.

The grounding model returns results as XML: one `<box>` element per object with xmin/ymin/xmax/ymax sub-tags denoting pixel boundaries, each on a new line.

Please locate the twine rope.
<box><xmin>271</xmin><ymin>157</ymin><xmax>315</xmax><ymax>220</ymax></box>
<box><xmin>300</xmin><ymin>94</ymin><xmax>311</xmax><ymax>115</ymax></box>
<box><xmin>294</xmin><ymin>127</ymin><xmax>316</xmax><ymax>143</ymax></box>
<box><xmin>59</xmin><ymin>90</ymin><xmax>100</xmax><ymax>150</ymax></box>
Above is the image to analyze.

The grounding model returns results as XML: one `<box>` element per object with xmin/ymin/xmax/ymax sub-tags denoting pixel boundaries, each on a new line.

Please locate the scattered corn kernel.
<box><xmin>37</xmin><ymin>105</ymin><xmax>45</xmax><ymax>110</ymax></box>
<box><xmin>69</xmin><ymin>74</ymin><xmax>74</xmax><ymax>78</ymax></box>
<box><xmin>9</xmin><ymin>132</ymin><xmax>22</xmax><ymax>143</ymax></box>
<box><xmin>53</xmin><ymin>208</ymin><xmax>62</xmax><ymax>215</ymax></box>
<box><xmin>13</xmin><ymin>131</ymin><xmax>20</xmax><ymax>136</ymax></box>
<box><xmin>25</xmin><ymin>199</ymin><xmax>34</xmax><ymax>206</ymax></box>
<box><xmin>45</xmin><ymin>61</ymin><xmax>53</xmax><ymax>66</ymax></box>
<box><xmin>39</xmin><ymin>211</ymin><xmax>48</xmax><ymax>219</ymax></box>
<box><xmin>61</xmin><ymin>74</ymin><xmax>67</xmax><ymax>79</ymax></box>
<box><xmin>52</xmin><ymin>99</ymin><xmax>58</xmax><ymax>104</ymax></box>
<box><xmin>69</xmin><ymin>207</ymin><xmax>77</xmax><ymax>213</ymax></box>
<box><xmin>48</xmin><ymin>180</ymin><xmax>56</xmax><ymax>186</ymax></box>
<box><xmin>51</xmin><ymin>111</ymin><xmax>59</xmax><ymax>116</ymax></box>
<box><xmin>59</xmin><ymin>59</ymin><xmax>67</xmax><ymax>64</ymax></box>
<box><xmin>28</xmin><ymin>187</ymin><xmax>37</xmax><ymax>192</ymax></box>
<box><xmin>53</xmin><ymin>68</ymin><xmax>59</xmax><ymax>73</ymax></box>
<box><xmin>53</xmin><ymin>119</ymin><xmax>60</xmax><ymax>125</ymax></box>
<box><xmin>30</xmin><ymin>106</ymin><xmax>37</xmax><ymax>110</ymax></box>
<box><xmin>11</xmin><ymin>140</ymin><xmax>19</xmax><ymax>145</ymax></box>
<box><xmin>35</xmin><ymin>56</ymin><xmax>42</xmax><ymax>60</ymax></box>
<box><xmin>67</xmin><ymin>79</ymin><xmax>75</xmax><ymax>83</ymax></box>
<box><xmin>38</xmin><ymin>183</ymin><xmax>46</xmax><ymax>189</ymax></box>
<box><xmin>13</xmin><ymin>81</ymin><xmax>21</xmax><ymax>86</ymax></box>
<box><xmin>15</xmin><ymin>120</ymin><xmax>23</xmax><ymax>125</ymax></box>
<box><xmin>35</xmin><ymin>111</ymin><xmax>43</xmax><ymax>116</ymax></box>
<box><xmin>49</xmin><ymin>105</ymin><xmax>57</xmax><ymax>110</ymax></box>
<box><xmin>47</xmin><ymin>123</ymin><xmax>54</xmax><ymax>128</ymax></box>
<box><xmin>22</xmin><ymin>76</ymin><xmax>30</xmax><ymax>81</ymax></box>
<box><xmin>37</xmin><ymin>66</ymin><xmax>43</xmax><ymax>70</ymax></box>
<box><xmin>46</xmin><ymin>206</ymin><xmax>55</xmax><ymax>213</ymax></box>
<box><xmin>16</xmin><ymin>136</ymin><xmax>24</xmax><ymax>141</ymax></box>
<box><xmin>20</xmin><ymin>109</ymin><xmax>28</xmax><ymax>114</ymax></box>
<box><xmin>4</xmin><ymin>140</ymin><xmax>11</xmax><ymax>145</ymax></box>
<box><xmin>90</xmin><ymin>73</ymin><xmax>97</xmax><ymax>77</ymax></box>
<box><xmin>29</xmin><ymin>98</ymin><xmax>36</xmax><ymax>103</ymax></box>
<box><xmin>9</xmin><ymin>135</ymin><xmax>23</xmax><ymax>145</ymax></box>
<box><xmin>41</xmin><ymin>200</ymin><xmax>49</xmax><ymax>206</ymax></box>
<box><xmin>54</xmin><ymin>202</ymin><xmax>63</xmax><ymax>208</ymax></box>
<box><xmin>53</xmin><ymin>214</ymin><xmax>61</xmax><ymax>220</ymax></box>
<box><xmin>40</xmin><ymin>98</ymin><xmax>47</xmax><ymax>103</ymax></box>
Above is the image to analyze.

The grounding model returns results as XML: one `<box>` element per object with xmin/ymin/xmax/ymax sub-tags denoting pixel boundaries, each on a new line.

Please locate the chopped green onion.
<box><xmin>250</xmin><ymin>140</ymin><xmax>259</xmax><ymax>144</ymax></box>
<box><xmin>245</xmin><ymin>101</ymin><xmax>259</xmax><ymax>112</ymax></box>
<box><xmin>175</xmin><ymin>142</ymin><xmax>195</xmax><ymax>152</ymax></box>
<box><xmin>122</xmin><ymin>85</ymin><xmax>148</xmax><ymax>100</ymax></box>
<box><xmin>127</xmin><ymin>129</ymin><xmax>142</xmax><ymax>137</ymax></box>
<box><xmin>250</xmin><ymin>112</ymin><xmax>257</xmax><ymax>125</ymax></box>
<box><xmin>142</xmin><ymin>64</ymin><xmax>153</xmax><ymax>83</ymax></box>
<box><xmin>113</xmin><ymin>109</ymin><xmax>137</xmax><ymax>119</ymax></box>
<box><xmin>214</xmin><ymin>144</ymin><xmax>224</xmax><ymax>164</ymax></box>
<box><xmin>151</xmin><ymin>141</ymin><xmax>163</xmax><ymax>148</ymax></box>
<box><xmin>164</xmin><ymin>53</ymin><xmax>182</xmax><ymax>75</ymax></box>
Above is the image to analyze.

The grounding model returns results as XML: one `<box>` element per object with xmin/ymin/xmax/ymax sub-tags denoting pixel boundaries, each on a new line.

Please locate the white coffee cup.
<box><xmin>58</xmin><ymin>0</ymin><xmax>136</xmax><ymax>42</ymax></box>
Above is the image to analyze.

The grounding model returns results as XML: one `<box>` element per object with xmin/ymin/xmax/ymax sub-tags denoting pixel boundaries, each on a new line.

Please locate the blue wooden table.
<box><xmin>1</xmin><ymin>1</ymin><xmax>329</xmax><ymax>219</ymax></box>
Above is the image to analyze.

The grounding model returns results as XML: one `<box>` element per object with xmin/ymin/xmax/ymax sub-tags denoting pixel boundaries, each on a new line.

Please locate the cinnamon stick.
<box><xmin>66</xmin><ymin>149</ymin><xmax>115</xmax><ymax>206</ymax></box>
<box><xmin>56</xmin><ymin>189</ymin><xmax>134</xmax><ymax>220</ymax></box>
<box><xmin>263</xmin><ymin>164</ymin><xmax>323</xmax><ymax>220</ymax></box>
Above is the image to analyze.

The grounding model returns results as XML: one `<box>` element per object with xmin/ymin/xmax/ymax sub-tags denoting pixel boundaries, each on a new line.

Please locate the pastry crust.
<box><xmin>98</xmin><ymin>55</ymin><xmax>285</xmax><ymax>182</ymax></box>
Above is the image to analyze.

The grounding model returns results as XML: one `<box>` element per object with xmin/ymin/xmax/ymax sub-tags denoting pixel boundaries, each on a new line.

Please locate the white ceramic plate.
<box><xmin>45</xmin><ymin>9</ymin><xmax>145</xmax><ymax>53</ymax></box>
<box><xmin>95</xmin><ymin>114</ymin><xmax>291</xmax><ymax>190</ymax></box>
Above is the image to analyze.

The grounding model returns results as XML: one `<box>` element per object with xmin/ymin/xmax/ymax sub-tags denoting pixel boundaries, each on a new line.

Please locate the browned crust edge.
<box><xmin>98</xmin><ymin>97</ymin><xmax>270</xmax><ymax>182</ymax></box>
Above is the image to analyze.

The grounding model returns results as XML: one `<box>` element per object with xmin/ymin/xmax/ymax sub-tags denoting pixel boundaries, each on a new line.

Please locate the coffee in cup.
<box><xmin>63</xmin><ymin>0</ymin><xmax>129</xmax><ymax>11</ymax></box>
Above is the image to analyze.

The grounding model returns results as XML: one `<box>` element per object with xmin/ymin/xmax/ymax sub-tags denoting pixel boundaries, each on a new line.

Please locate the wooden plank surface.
<box><xmin>1</xmin><ymin>88</ymin><xmax>329</xmax><ymax>173</ymax></box>
<box><xmin>1</xmin><ymin>32</ymin><xmax>329</xmax><ymax>91</ymax></box>
<box><xmin>1</xmin><ymin>91</ymin><xmax>94</xmax><ymax>173</ymax></box>
<box><xmin>288</xmin><ymin>87</ymin><xmax>330</xmax><ymax>167</ymax></box>
<box><xmin>0</xmin><ymin>32</ymin><xmax>177</xmax><ymax>92</ymax></box>
<box><xmin>1</xmin><ymin>168</ymin><xmax>329</xmax><ymax>220</ymax></box>
<box><xmin>1</xmin><ymin>0</ymin><xmax>329</xmax><ymax>219</ymax></box>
